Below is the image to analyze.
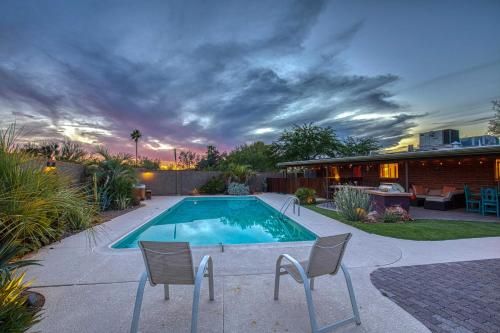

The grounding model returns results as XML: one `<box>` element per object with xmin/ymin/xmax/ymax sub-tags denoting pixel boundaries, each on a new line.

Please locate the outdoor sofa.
<box><xmin>411</xmin><ymin>185</ymin><xmax>465</xmax><ymax>211</ymax></box>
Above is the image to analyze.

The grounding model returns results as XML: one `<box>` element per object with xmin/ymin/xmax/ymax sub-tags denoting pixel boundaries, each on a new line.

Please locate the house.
<box><xmin>268</xmin><ymin>146</ymin><xmax>500</xmax><ymax>199</ymax></box>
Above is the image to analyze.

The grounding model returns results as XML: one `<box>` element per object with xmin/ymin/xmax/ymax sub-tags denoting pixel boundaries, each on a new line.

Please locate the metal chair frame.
<box><xmin>274</xmin><ymin>250</ymin><xmax>361</xmax><ymax>332</ymax></box>
<box><xmin>130</xmin><ymin>248</ymin><xmax>213</xmax><ymax>333</ymax></box>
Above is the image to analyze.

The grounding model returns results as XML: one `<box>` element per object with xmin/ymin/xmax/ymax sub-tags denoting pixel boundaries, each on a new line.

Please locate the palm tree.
<box><xmin>130</xmin><ymin>129</ymin><xmax>142</xmax><ymax>165</ymax></box>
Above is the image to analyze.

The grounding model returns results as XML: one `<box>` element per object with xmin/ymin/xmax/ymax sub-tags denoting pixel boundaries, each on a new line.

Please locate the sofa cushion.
<box><xmin>412</xmin><ymin>185</ymin><xmax>428</xmax><ymax>195</ymax></box>
<box><xmin>425</xmin><ymin>196</ymin><xmax>450</xmax><ymax>202</ymax></box>
<box><xmin>441</xmin><ymin>186</ymin><xmax>456</xmax><ymax>197</ymax></box>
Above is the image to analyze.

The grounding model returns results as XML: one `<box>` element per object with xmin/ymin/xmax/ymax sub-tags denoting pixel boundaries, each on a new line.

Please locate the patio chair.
<box><xmin>481</xmin><ymin>187</ymin><xmax>499</xmax><ymax>217</ymax></box>
<box><xmin>464</xmin><ymin>185</ymin><xmax>481</xmax><ymax>213</ymax></box>
<box><xmin>274</xmin><ymin>233</ymin><xmax>361</xmax><ymax>333</ymax></box>
<box><xmin>130</xmin><ymin>241</ymin><xmax>214</xmax><ymax>333</ymax></box>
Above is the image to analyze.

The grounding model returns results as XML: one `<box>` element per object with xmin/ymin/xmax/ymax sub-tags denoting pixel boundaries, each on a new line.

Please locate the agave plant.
<box><xmin>0</xmin><ymin>242</ymin><xmax>42</xmax><ymax>332</ymax></box>
<box><xmin>334</xmin><ymin>186</ymin><xmax>371</xmax><ymax>222</ymax></box>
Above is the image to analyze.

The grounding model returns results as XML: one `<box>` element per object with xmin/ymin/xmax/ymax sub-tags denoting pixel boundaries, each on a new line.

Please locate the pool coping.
<box><xmin>101</xmin><ymin>195</ymin><xmax>317</xmax><ymax>254</ymax></box>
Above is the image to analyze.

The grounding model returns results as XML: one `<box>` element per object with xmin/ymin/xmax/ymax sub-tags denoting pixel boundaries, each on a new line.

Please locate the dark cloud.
<box><xmin>0</xmin><ymin>0</ymin><xmax>423</xmax><ymax>157</ymax></box>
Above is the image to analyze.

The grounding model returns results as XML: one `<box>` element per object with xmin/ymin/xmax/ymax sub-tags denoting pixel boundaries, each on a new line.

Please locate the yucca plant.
<box><xmin>334</xmin><ymin>186</ymin><xmax>371</xmax><ymax>222</ymax></box>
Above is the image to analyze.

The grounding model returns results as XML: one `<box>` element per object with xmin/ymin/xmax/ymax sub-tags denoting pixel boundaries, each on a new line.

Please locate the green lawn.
<box><xmin>305</xmin><ymin>205</ymin><xmax>500</xmax><ymax>241</ymax></box>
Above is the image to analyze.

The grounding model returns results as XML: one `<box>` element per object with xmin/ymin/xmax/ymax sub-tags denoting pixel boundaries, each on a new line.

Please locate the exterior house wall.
<box><xmin>406</xmin><ymin>157</ymin><xmax>495</xmax><ymax>191</ymax></box>
<box><xmin>273</xmin><ymin>155</ymin><xmax>498</xmax><ymax>196</ymax></box>
<box><xmin>328</xmin><ymin>157</ymin><xmax>496</xmax><ymax>191</ymax></box>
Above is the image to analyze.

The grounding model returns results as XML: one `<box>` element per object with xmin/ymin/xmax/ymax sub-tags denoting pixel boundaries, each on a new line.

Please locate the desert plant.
<box><xmin>22</xmin><ymin>141</ymin><xmax>59</xmax><ymax>159</ymax></box>
<box><xmin>0</xmin><ymin>272</ymin><xmax>42</xmax><ymax>332</ymax></box>
<box><xmin>0</xmin><ymin>242</ymin><xmax>41</xmax><ymax>332</ymax></box>
<box><xmin>139</xmin><ymin>156</ymin><xmax>160</xmax><ymax>170</ymax></box>
<box><xmin>115</xmin><ymin>195</ymin><xmax>131</xmax><ymax>210</ymax></box>
<box><xmin>199</xmin><ymin>176</ymin><xmax>226</xmax><ymax>194</ymax></box>
<box><xmin>334</xmin><ymin>186</ymin><xmax>371</xmax><ymax>221</ymax></box>
<box><xmin>227</xmin><ymin>182</ymin><xmax>250</xmax><ymax>195</ymax></box>
<box><xmin>295</xmin><ymin>187</ymin><xmax>316</xmax><ymax>204</ymax></box>
<box><xmin>223</xmin><ymin>163</ymin><xmax>253</xmax><ymax>184</ymax></box>
<box><xmin>60</xmin><ymin>140</ymin><xmax>87</xmax><ymax>162</ymax></box>
<box><xmin>381</xmin><ymin>206</ymin><xmax>411</xmax><ymax>223</ymax></box>
<box><xmin>0</xmin><ymin>243</ymin><xmax>39</xmax><ymax>285</ymax></box>
<box><xmin>0</xmin><ymin>124</ymin><xmax>96</xmax><ymax>251</ymax></box>
<box><xmin>90</xmin><ymin>147</ymin><xmax>137</xmax><ymax>210</ymax></box>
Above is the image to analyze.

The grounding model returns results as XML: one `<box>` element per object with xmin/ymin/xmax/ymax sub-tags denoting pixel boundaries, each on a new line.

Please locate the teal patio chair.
<box><xmin>464</xmin><ymin>185</ymin><xmax>481</xmax><ymax>213</ymax></box>
<box><xmin>481</xmin><ymin>187</ymin><xmax>499</xmax><ymax>217</ymax></box>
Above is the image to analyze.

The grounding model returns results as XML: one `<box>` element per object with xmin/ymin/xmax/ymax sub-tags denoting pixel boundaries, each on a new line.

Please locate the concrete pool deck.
<box><xmin>25</xmin><ymin>194</ymin><xmax>500</xmax><ymax>333</ymax></box>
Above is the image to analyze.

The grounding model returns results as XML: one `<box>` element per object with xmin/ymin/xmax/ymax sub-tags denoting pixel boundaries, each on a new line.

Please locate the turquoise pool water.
<box><xmin>112</xmin><ymin>197</ymin><xmax>316</xmax><ymax>248</ymax></box>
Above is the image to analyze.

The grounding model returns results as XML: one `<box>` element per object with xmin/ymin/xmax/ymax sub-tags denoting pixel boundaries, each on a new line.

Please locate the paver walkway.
<box><xmin>371</xmin><ymin>259</ymin><xmax>500</xmax><ymax>333</ymax></box>
<box><xmin>410</xmin><ymin>207</ymin><xmax>499</xmax><ymax>223</ymax></box>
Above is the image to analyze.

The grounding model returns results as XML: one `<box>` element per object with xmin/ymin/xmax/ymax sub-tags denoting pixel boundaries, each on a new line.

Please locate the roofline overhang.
<box><xmin>277</xmin><ymin>146</ymin><xmax>500</xmax><ymax>168</ymax></box>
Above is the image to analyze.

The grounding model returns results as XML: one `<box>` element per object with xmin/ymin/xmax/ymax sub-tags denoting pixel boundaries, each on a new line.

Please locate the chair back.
<box><xmin>139</xmin><ymin>241</ymin><xmax>195</xmax><ymax>286</ymax></box>
<box><xmin>306</xmin><ymin>233</ymin><xmax>351</xmax><ymax>278</ymax></box>
<box><xmin>481</xmin><ymin>187</ymin><xmax>498</xmax><ymax>203</ymax></box>
<box><xmin>464</xmin><ymin>185</ymin><xmax>471</xmax><ymax>200</ymax></box>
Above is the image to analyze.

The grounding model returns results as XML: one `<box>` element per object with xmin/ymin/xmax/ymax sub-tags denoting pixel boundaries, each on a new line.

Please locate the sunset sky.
<box><xmin>1</xmin><ymin>0</ymin><xmax>499</xmax><ymax>160</ymax></box>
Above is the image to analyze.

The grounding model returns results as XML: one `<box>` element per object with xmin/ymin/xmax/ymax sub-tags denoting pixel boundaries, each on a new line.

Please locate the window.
<box><xmin>380</xmin><ymin>163</ymin><xmax>399</xmax><ymax>179</ymax></box>
<box><xmin>329</xmin><ymin>166</ymin><xmax>340</xmax><ymax>181</ymax></box>
<box><xmin>496</xmin><ymin>159</ymin><xmax>500</xmax><ymax>180</ymax></box>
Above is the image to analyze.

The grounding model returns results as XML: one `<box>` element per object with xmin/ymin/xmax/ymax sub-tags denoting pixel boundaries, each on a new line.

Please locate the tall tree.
<box><xmin>271</xmin><ymin>123</ymin><xmax>342</xmax><ymax>161</ymax></box>
<box><xmin>178</xmin><ymin>150</ymin><xmax>200</xmax><ymax>169</ymax></box>
<box><xmin>339</xmin><ymin>137</ymin><xmax>380</xmax><ymax>157</ymax></box>
<box><xmin>197</xmin><ymin>145</ymin><xmax>223</xmax><ymax>170</ymax></box>
<box><xmin>130</xmin><ymin>129</ymin><xmax>142</xmax><ymax>166</ymax></box>
<box><xmin>225</xmin><ymin>141</ymin><xmax>277</xmax><ymax>171</ymax></box>
<box><xmin>488</xmin><ymin>100</ymin><xmax>500</xmax><ymax>136</ymax></box>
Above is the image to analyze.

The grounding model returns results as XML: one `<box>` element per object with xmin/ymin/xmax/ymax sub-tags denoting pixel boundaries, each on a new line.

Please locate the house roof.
<box><xmin>277</xmin><ymin>145</ymin><xmax>500</xmax><ymax>167</ymax></box>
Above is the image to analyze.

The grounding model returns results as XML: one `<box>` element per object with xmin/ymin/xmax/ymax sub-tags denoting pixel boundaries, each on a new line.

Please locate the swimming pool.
<box><xmin>112</xmin><ymin>196</ymin><xmax>316</xmax><ymax>248</ymax></box>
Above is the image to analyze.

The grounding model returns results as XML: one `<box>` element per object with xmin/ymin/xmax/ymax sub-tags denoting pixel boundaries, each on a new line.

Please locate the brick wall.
<box><xmin>406</xmin><ymin>156</ymin><xmax>496</xmax><ymax>192</ymax></box>
<box><xmin>279</xmin><ymin>155</ymin><xmax>498</xmax><ymax>196</ymax></box>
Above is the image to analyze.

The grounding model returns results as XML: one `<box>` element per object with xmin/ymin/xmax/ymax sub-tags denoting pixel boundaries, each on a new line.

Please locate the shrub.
<box><xmin>0</xmin><ymin>272</ymin><xmax>41</xmax><ymax>332</ymax></box>
<box><xmin>227</xmin><ymin>182</ymin><xmax>250</xmax><ymax>195</ymax></box>
<box><xmin>381</xmin><ymin>206</ymin><xmax>412</xmax><ymax>223</ymax></box>
<box><xmin>295</xmin><ymin>187</ymin><xmax>316</xmax><ymax>204</ymax></box>
<box><xmin>88</xmin><ymin>148</ymin><xmax>137</xmax><ymax>211</ymax></box>
<box><xmin>334</xmin><ymin>186</ymin><xmax>371</xmax><ymax>221</ymax></box>
<box><xmin>139</xmin><ymin>157</ymin><xmax>161</xmax><ymax>170</ymax></box>
<box><xmin>199</xmin><ymin>176</ymin><xmax>226</xmax><ymax>194</ymax></box>
<box><xmin>0</xmin><ymin>124</ymin><xmax>96</xmax><ymax>251</ymax></box>
<box><xmin>0</xmin><ymin>243</ymin><xmax>41</xmax><ymax>332</ymax></box>
<box><xmin>223</xmin><ymin>163</ymin><xmax>253</xmax><ymax>184</ymax></box>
